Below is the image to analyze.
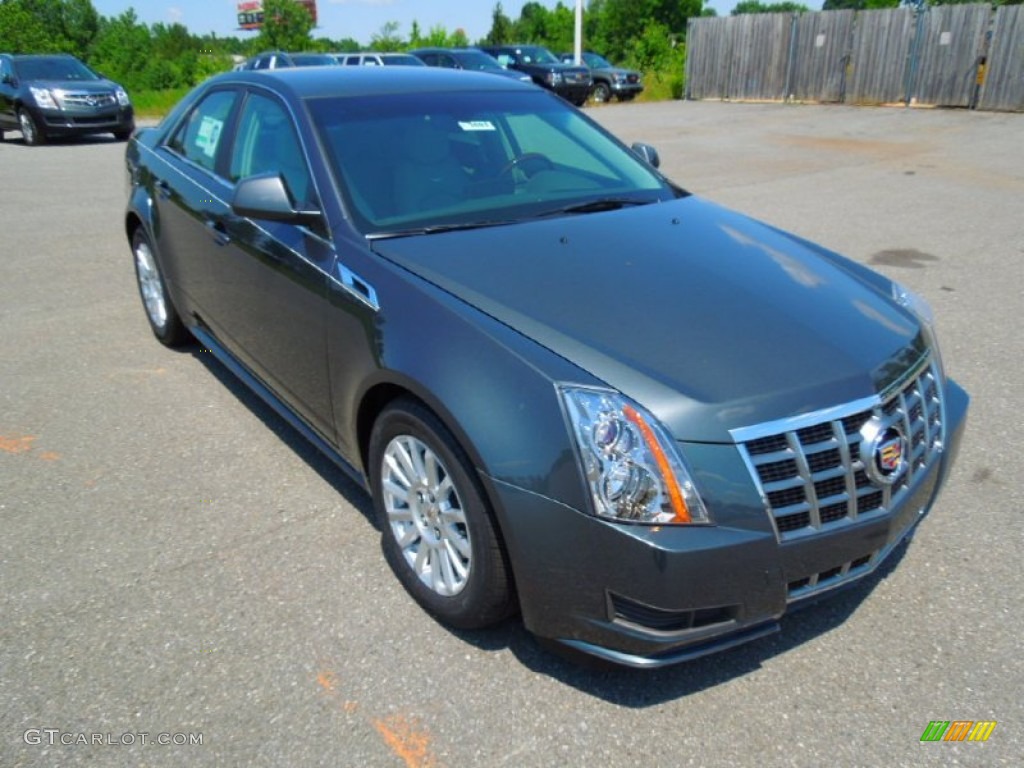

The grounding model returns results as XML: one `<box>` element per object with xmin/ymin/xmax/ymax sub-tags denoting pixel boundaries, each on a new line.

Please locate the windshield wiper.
<box><xmin>536</xmin><ymin>198</ymin><xmax>655</xmax><ymax>217</ymax></box>
<box><xmin>366</xmin><ymin>220</ymin><xmax>515</xmax><ymax>240</ymax></box>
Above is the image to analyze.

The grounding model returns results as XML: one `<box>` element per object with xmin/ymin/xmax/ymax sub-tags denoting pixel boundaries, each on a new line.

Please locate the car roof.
<box><xmin>10</xmin><ymin>53</ymin><xmax>78</xmax><ymax>61</ymax></box>
<box><xmin>202</xmin><ymin>66</ymin><xmax>534</xmax><ymax>100</ymax></box>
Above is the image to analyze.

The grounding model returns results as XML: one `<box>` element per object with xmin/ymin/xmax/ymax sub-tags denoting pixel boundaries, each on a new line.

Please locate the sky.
<box><xmin>88</xmin><ymin>0</ymin><xmax>775</xmax><ymax>47</ymax></box>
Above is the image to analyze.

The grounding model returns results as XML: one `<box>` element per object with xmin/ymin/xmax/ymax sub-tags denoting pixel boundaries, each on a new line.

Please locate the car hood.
<box><xmin>371</xmin><ymin>197</ymin><xmax>924</xmax><ymax>442</ymax></box>
<box><xmin>26</xmin><ymin>78</ymin><xmax>118</xmax><ymax>93</ymax></box>
<box><xmin>601</xmin><ymin>66</ymin><xmax>640</xmax><ymax>77</ymax></box>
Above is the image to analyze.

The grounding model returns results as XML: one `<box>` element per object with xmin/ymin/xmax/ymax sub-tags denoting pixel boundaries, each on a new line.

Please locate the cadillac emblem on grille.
<box><xmin>860</xmin><ymin>417</ymin><xmax>906</xmax><ymax>486</ymax></box>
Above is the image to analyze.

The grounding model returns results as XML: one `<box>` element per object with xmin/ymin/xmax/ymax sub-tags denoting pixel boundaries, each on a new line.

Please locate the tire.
<box><xmin>369</xmin><ymin>398</ymin><xmax>515</xmax><ymax>629</ymax></box>
<box><xmin>617</xmin><ymin>93</ymin><xmax>636</xmax><ymax>102</ymax></box>
<box><xmin>591</xmin><ymin>81</ymin><xmax>612</xmax><ymax>103</ymax></box>
<box><xmin>113</xmin><ymin>129</ymin><xmax>132</xmax><ymax>141</ymax></box>
<box><xmin>131</xmin><ymin>227</ymin><xmax>189</xmax><ymax>346</ymax></box>
<box><xmin>18</xmin><ymin>109</ymin><xmax>45</xmax><ymax>146</ymax></box>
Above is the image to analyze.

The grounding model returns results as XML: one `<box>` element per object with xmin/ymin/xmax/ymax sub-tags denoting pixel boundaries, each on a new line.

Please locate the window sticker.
<box><xmin>195</xmin><ymin>116</ymin><xmax>224</xmax><ymax>159</ymax></box>
<box><xmin>458</xmin><ymin>120</ymin><xmax>496</xmax><ymax>132</ymax></box>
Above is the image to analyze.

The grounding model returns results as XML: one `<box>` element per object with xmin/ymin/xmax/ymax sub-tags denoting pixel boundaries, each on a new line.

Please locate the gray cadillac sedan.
<box><xmin>124</xmin><ymin>67</ymin><xmax>968</xmax><ymax>668</ymax></box>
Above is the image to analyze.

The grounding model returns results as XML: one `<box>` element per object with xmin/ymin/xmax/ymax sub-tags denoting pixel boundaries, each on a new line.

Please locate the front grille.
<box><xmin>734</xmin><ymin>357</ymin><xmax>944</xmax><ymax>541</ymax></box>
<box><xmin>788</xmin><ymin>552</ymin><xmax>876</xmax><ymax>599</ymax></box>
<box><xmin>59</xmin><ymin>91</ymin><xmax>116</xmax><ymax>109</ymax></box>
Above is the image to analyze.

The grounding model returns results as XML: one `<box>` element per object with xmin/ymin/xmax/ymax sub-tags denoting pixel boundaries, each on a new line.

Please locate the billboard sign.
<box><xmin>237</xmin><ymin>1</ymin><xmax>318</xmax><ymax>31</ymax></box>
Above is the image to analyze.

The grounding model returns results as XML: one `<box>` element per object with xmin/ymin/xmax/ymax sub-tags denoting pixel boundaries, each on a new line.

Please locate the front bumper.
<box><xmin>610</xmin><ymin>81</ymin><xmax>644</xmax><ymax>97</ymax></box>
<box><xmin>34</xmin><ymin>104</ymin><xmax>135</xmax><ymax>137</ymax></box>
<box><xmin>489</xmin><ymin>377</ymin><xmax>968</xmax><ymax>668</ymax></box>
<box><xmin>551</xmin><ymin>82</ymin><xmax>592</xmax><ymax>103</ymax></box>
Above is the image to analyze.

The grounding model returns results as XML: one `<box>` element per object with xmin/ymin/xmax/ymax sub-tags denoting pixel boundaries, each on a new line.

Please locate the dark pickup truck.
<box><xmin>479</xmin><ymin>44</ymin><xmax>591</xmax><ymax>106</ymax></box>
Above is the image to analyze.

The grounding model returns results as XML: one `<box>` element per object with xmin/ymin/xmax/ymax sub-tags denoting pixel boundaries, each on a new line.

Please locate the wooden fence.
<box><xmin>685</xmin><ymin>5</ymin><xmax>1024</xmax><ymax>112</ymax></box>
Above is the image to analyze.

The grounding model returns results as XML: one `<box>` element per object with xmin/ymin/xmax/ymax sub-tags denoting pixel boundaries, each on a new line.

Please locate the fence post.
<box><xmin>904</xmin><ymin>6</ymin><xmax>927</xmax><ymax>106</ymax></box>
<box><xmin>784</xmin><ymin>13</ymin><xmax>800</xmax><ymax>102</ymax></box>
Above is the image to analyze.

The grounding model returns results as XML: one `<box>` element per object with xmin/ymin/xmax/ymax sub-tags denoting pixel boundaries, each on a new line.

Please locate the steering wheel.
<box><xmin>498</xmin><ymin>152</ymin><xmax>555</xmax><ymax>180</ymax></box>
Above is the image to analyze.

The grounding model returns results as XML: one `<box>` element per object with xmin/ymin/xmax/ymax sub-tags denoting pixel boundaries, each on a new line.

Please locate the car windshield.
<box><xmin>519</xmin><ymin>47</ymin><xmax>559</xmax><ymax>65</ymax></box>
<box><xmin>309</xmin><ymin>89</ymin><xmax>677</xmax><ymax>236</ymax></box>
<box><xmin>455</xmin><ymin>51</ymin><xmax>504</xmax><ymax>71</ymax></box>
<box><xmin>15</xmin><ymin>57</ymin><xmax>99</xmax><ymax>81</ymax></box>
<box><xmin>583</xmin><ymin>53</ymin><xmax>613</xmax><ymax>69</ymax></box>
<box><xmin>381</xmin><ymin>55</ymin><xmax>425</xmax><ymax>66</ymax></box>
<box><xmin>291</xmin><ymin>54</ymin><xmax>335</xmax><ymax>66</ymax></box>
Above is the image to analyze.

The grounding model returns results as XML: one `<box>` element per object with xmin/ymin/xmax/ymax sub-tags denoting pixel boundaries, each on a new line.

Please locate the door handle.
<box><xmin>205</xmin><ymin>219</ymin><xmax>231</xmax><ymax>247</ymax></box>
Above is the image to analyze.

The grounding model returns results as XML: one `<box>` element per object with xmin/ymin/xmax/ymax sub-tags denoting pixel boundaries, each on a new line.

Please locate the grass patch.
<box><xmin>130</xmin><ymin>88</ymin><xmax>191</xmax><ymax>119</ymax></box>
<box><xmin>635</xmin><ymin>67</ymin><xmax>684</xmax><ymax>103</ymax></box>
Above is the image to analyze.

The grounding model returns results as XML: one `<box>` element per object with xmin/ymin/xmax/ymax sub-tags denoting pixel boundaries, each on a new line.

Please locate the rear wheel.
<box><xmin>18</xmin><ymin>109</ymin><xmax>44</xmax><ymax>146</ymax></box>
<box><xmin>131</xmin><ymin>227</ymin><xmax>189</xmax><ymax>346</ymax></box>
<box><xmin>369</xmin><ymin>398</ymin><xmax>515</xmax><ymax>629</ymax></box>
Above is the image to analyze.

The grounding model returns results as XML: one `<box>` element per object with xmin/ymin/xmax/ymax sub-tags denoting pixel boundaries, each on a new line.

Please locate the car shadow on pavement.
<box><xmin>186</xmin><ymin>342</ymin><xmax>377</xmax><ymax>527</ymax></box>
<box><xmin>184</xmin><ymin>340</ymin><xmax>916</xmax><ymax>702</ymax></box>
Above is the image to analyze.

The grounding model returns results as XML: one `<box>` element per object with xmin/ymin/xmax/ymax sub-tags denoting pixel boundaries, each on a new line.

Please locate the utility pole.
<box><xmin>574</xmin><ymin>0</ymin><xmax>583</xmax><ymax>65</ymax></box>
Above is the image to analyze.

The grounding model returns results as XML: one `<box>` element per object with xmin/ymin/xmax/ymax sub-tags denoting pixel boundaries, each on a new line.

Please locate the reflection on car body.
<box><xmin>124</xmin><ymin>67</ymin><xmax>968</xmax><ymax>668</ymax></box>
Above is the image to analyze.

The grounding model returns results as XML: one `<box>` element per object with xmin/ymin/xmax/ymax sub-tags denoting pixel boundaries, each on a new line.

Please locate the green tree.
<box><xmin>732</xmin><ymin>1</ymin><xmax>809</xmax><ymax>13</ymax></box>
<box><xmin>0</xmin><ymin>0</ymin><xmax>55</xmax><ymax>53</ymax></box>
<box><xmin>254</xmin><ymin>0</ymin><xmax>314</xmax><ymax>52</ymax></box>
<box><xmin>89</xmin><ymin>9</ymin><xmax>150</xmax><ymax>90</ymax></box>
<box><xmin>485</xmin><ymin>2</ymin><xmax>513</xmax><ymax>45</ymax></box>
<box><xmin>369</xmin><ymin>20</ymin><xmax>403</xmax><ymax>51</ymax></box>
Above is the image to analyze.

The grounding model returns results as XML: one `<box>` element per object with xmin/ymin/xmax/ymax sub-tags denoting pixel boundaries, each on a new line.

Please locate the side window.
<box><xmin>440</xmin><ymin>55</ymin><xmax>457</xmax><ymax>69</ymax></box>
<box><xmin>0</xmin><ymin>58</ymin><xmax>10</xmax><ymax>82</ymax></box>
<box><xmin>168</xmin><ymin>89</ymin><xmax>237</xmax><ymax>173</ymax></box>
<box><xmin>228</xmin><ymin>92</ymin><xmax>312</xmax><ymax>206</ymax></box>
<box><xmin>419</xmin><ymin>54</ymin><xmax>437</xmax><ymax>67</ymax></box>
<box><xmin>344</xmin><ymin>57</ymin><xmax>360</xmax><ymax>66</ymax></box>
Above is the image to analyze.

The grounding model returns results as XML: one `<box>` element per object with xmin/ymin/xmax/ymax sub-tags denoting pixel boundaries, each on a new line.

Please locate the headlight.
<box><xmin>29</xmin><ymin>86</ymin><xmax>57</xmax><ymax>109</ymax></box>
<box><xmin>115</xmin><ymin>87</ymin><xmax>131</xmax><ymax>107</ymax></box>
<box><xmin>545</xmin><ymin>71</ymin><xmax>563</xmax><ymax>86</ymax></box>
<box><xmin>560</xmin><ymin>386</ymin><xmax>709</xmax><ymax>525</ymax></box>
<box><xmin>892</xmin><ymin>281</ymin><xmax>944</xmax><ymax>374</ymax></box>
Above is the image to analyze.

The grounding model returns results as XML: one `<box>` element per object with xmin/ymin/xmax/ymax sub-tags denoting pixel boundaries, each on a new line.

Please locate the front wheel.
<box><xmin>591</xmin><ymin>82</ymin><xmax>612</xmax><ymax>103</ymax></box>
<box><xmin>369</xmin><ymin>398</ymin><xmax>515</xmax><ymax>629</ymax></box>
<box><xmin>18</xmin><ymin>109</ymin><xmax>44</xmax><ymax>146</ymax></box>
<box><xmin>131</xmin><ymin>227</ymin><xmax>189</xmax><ymax>346</ymax></box>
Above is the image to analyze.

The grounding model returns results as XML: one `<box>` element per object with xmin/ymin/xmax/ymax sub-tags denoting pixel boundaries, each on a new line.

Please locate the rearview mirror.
<box><xmin>631</xmin><ymin>142</ymin><xmax>660</xmax><ymax>169</ymax></box>
<box><xmin>231</xmin><ymin>174</ymin><xmax>321</xmax><ymax>226</ymax></box>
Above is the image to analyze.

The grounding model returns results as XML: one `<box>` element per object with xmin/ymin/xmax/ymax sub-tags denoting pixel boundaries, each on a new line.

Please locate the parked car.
<box><xmin>560</xmin><ymin>51</ymin><xmax>644</xmax><ymax>102</ymax></box>
<box><xmin>124</xmin><ymin>67</ymin><xmax>968</xmax><ymax>669</ymax></box>
<box><xmin>410</xmin><ymin>47</ymin><xmax>532</xmax><ymax>83</ymax></box>
<box><xmin>479</xmin><ymin>44</ymin><xmax>591</xmax><ymax>106</ymax></box>
<box><xmin>237</xmin><ymin>51</ymin><xmax>337</xmax><ymax>70</ymax></box>
<box><xmin>0</xmin><ymin>53</ymin><xmax>134</xmax><ymax>145</ymax></box>
<box><xmin>332</xmin><ymin>52</ymin><xmax>425</xmax><ymax>67</ymax></box>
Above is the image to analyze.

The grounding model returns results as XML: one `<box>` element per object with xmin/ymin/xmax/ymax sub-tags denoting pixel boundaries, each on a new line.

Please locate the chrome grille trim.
<box><xmin>58</xmin><ymin>91</ymin><xmax>117</xmax><ymax>109</ymax></box>
<box><xmin>732</xmin><ymin>356</ymin><xmax>945</xmax><ymax>542</ymax></box>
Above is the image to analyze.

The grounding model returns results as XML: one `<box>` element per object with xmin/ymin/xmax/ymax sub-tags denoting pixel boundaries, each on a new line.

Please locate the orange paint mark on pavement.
<box><xmin>38</xmin><ymin>451</ymin><xmax>61</xmax><ymax>461</ymax></box>
<box><xmin>316</xmin><ymin>670</ymin><xmax>337</xmax><ymax>693</ymax></box>
<box><xmin>373</xmin><ymin>714</ymin><xmax>437</xmax><ymax>768</ymax></box>
<box><xmin>0</xmin><ymin>434</ymin><xmax>37</xmax><ymax>454</ymax></box>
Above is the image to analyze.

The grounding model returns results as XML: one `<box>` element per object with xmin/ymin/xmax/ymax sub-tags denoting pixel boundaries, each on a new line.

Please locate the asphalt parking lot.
<box><xmin>2</xmin><ymin>99</ymin><xmax>1021</xmax><ymax>767</ymax></box>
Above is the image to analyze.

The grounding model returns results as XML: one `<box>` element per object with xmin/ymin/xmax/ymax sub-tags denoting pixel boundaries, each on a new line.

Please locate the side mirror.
<box><xmin>631</xmin><ymin>142</ymin><xmax>660</xmax><ymax>169</ymax></box>
<box><xmin>231</xmin><ymin>173</ymin><xmax>321</xmax><ymax>226</ymax></box>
